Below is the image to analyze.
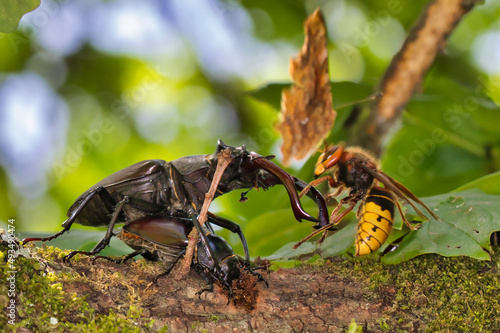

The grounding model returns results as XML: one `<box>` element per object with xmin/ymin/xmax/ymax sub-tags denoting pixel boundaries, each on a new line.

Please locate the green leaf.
<box><xmin>22</xmin><ymin>230</ymin><xmax>133</xmax><ymax>257</ymax></box>
<box><xmin>265</xmin><ymin>240</ymin><xmax>318</xmax><ymax>261</ymax></box>
<box><xmin>265</xmin><ymin>190</ymin><xmax>500</xmax><ymax>265</ymax></box>
<box><xmin>242</xmin><ymin>207</ymin><xmax>318</xmax><ymax>257</ymax></box>
<box><xmin>382</xmin><ymin>121</ymin><xmax>487</xmax><ymax>196</ymax></box>
<box><xmin>247</xmin><ymin>82</ymin><xmax>285</xmax><ymax>111</ymax></box>
<box><xmin>453</xmin><ymin>171</ymin><xmax>500</xmax><ymax>195</ymax></box>
<box><xmin>0</xmin><ymin>0</ymin><xmax>40</xmax><ymax>33</ymax></box>
<box><xmin>319</xmin><ymin>217</ymin><xmax>357</xmax><ymax>258</ymax></box>
<box><xmin>268</xmin><ymin>260</ymin><xmax>302</xmax><ymax>270</ymax></box>
<box><xmin>382</xmin><ymin>190</ymin><xmax>500</xmax><ymax>264</ymax></box>
<box><xmin>247</xmin><ymin>81</ymin><xmax>374</xmax><ymax>111</ymax></box>
<box><xmin>348</xmin><ymin>319</ymin><xmax>362</xmax><ymax>333</ymax></box>
<box><xmin>382</xmin><ymin>76</ymin><xmax>500</xmax><ymax>196</ymax></box>
<box><xmin>265</xmin><ymin>215</ymin><xmax>359</xmax><ymax>261</ymax></box>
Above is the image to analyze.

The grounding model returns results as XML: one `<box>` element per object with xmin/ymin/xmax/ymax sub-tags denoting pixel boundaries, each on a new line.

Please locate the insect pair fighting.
<box><xmin>297</xmin><ymin>143</ymin><xmax>440</xmax><ymax>255</ymax></box>
<box><xmin>23</xmin><ymin>140</ymin><xmax>329</xmax><ymax>299</ymax></box>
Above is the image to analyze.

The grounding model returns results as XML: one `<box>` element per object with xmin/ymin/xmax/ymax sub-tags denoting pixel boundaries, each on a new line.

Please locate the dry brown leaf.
<box><xmin>276</xmin><ymin>8</ymin><xmax>336</xmax><ymax>167</ymax></box>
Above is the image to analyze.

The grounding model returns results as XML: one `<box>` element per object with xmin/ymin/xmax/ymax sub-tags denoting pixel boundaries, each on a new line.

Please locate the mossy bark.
<box><xmin>2</xmin><ymin>242</ymin><xmax>500</xmax><ymax>332</ymax></box>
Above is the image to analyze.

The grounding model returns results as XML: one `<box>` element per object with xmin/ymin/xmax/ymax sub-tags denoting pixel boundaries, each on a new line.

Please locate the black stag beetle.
<box><xmin>23</xmin><ymin>140</ymin><xmax>329</xmax><ymax>268</ymax></box>
<box><xmin>94</xmin><ymin>214</ymin><xmax>250</xmax><ymax>301</ymax></box>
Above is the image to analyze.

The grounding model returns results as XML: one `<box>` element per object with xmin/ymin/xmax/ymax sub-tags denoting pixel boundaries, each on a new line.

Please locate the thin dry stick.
<box><xmin>174</xmin><ymin>148</ymin><xmax>234</xmax><ymax>280</ymax></box>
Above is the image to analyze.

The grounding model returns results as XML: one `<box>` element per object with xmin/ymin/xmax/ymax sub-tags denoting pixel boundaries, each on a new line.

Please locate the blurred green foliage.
<box><xmin>1</xmin><ymin>0</ymin><xmax>499</xmax><ymax>261</ymax></box>
<box><xmin>0</xmin><ymin>0</ymin><xmax>40</xmax><ymax>33</ymax></box>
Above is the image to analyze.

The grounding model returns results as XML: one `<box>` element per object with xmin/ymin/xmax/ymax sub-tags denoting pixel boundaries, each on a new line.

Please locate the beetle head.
<box><xmin>218</xmin><ymin>255</ymin><xmax>241</xmax><ymax>287</ymax></box>
<box><xmin>198</xmin><ymin>234</ymin><xmax>241</xmax><ymax>287</ymax></box>
<box><xmin>214</xmin><ymin>140</ymin><xmax>317</xmax><ymax>223</ymax></box>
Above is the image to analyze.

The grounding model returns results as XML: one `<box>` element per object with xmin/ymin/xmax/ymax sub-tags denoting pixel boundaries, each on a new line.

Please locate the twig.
<box><xmin>352</xmin><ymin>0</ymin><xmax>480</xmax><ymax>155</ymax></box>
<box><xmin>175</xmin><ymin>148</ymin><xmax>234</xmax><ymax>280</ymax></box>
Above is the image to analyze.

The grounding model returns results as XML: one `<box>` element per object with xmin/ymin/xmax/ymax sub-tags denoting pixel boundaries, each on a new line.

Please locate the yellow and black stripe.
<box><xmin>355</xmin><ymin>187</ymin><xmax>395</xmax><ymax>256</ymax></box>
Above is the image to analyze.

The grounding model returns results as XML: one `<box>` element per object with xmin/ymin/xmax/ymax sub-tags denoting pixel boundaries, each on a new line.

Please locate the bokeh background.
<box><xmin>1</xmin><ymin>0</ymin><xmax>500</xmax><ymax>258</ymax></box>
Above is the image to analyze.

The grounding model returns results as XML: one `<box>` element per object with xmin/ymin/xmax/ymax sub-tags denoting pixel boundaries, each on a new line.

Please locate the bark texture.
<box><xmin>36</xmin><ymin>255</ymin><xmax>386</xmax><ymax>332</ymax></box>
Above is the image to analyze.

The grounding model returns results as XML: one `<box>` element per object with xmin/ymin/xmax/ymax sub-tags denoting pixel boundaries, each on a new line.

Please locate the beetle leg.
<box><xmin>63</xmin><ymin>197</ymin><xmax>129</xmax><ymax>263</ymax></box>
<box><xmin>194</xmin><ymin>263</ymin><xmax>215</xmax><ymax>298</ymax></box>
<box><xmin>241</xmin><ymin>262</ymin><xmax>269</xmax><ymax>288</ymax></box>
<box><xmin>200</xmin><ymin>264</ymin><xmax>235</xmax><ymax>304</ymax></box>
<box><xmin>204</xmin><ymin>220</ymin><xmax>215</xmax><ymax>233</ymax></box>
<box><xmin>92</xmin><ymin>249</ymin><xmax>146</xmax><ymax>265</ymax></box>
<box><xmin>225</xmin><ymin>285</ymin><xmax>234</xmax><ymax>305</ymax></box>
<box><xmin>207</xmin><ymin>212</ymin><xmax>251</xmax><ymax>264</ymax></box>
<box><xmin>239</xmin><ymin>188</ymin><xmax>251</xmax><ymax>202</ymax></box>
<box><xmin>191</xmin><ymin>216</ymin><xmax>221</xmax><ymax>271</ymax></box>
<box><xmin>205</xmin><ymin>213</ymin><xmax>268</xmax><ymax>287</ymax></box>
<box><xmin>153</xmin><ymin>250</ymin><xmax>186</xmax><ymax>286</ymax></box>
<box><xmin>22</xmin><ymin>188</ymin><xmax>104</xmax><ymax>244</ymax></box>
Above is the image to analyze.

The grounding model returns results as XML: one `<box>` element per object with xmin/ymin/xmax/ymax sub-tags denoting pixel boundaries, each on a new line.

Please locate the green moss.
<box><xmin>377</xmin><ymin>318</ymin><xmax>390</xmax><ymax>331</ymax></box>
<box><xmin>4</xmin><ymin>233</ymin><xmax>499</xmax><ymax>332</ymax></box>
<box><xmin>0</xmin><ymin>242</ymin><xmax>156</xmax><ymax>333</ymax></box>
<box><xmin>347</xmin><ymin>319</ymin><xmax>363</xmax><ymax>333</ymax></box>
<box><xmin>191</xmin><ymin>320</ymin><xmax>201</xmax><ymax>329</ymax></box>
<box><xmin>312</xmin><ymin>250</ymin><xmax>500</xmax><ymax>332</ymax></box>
<box><xmin>158</xmin><ymin>324</ymin><xmax>169</xmax><ymax>333</ymax></box>
<box><xmin>269</xmin><ymin>259</ymin><xmax>302</xmax><ymax>270</ymax></box>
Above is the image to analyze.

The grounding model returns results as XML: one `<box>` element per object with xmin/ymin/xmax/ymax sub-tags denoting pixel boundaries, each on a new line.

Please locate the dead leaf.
<box><xmin>276</xmin><ymin>8</ymin><xmax>336</xmax><ymax>167</ymax></box>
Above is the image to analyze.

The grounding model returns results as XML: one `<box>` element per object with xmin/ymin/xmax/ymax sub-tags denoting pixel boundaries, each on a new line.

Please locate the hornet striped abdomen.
<box><xmin>355</xmin><ymin>187</ymin><xmax>395</xmax><ymax>256</ymax></box>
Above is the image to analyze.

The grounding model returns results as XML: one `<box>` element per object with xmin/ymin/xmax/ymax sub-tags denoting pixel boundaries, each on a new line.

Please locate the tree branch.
<box><xmin>352</xmin><ymin>0</ymin><xmax>480</xmax><ymax>155</ymax></box>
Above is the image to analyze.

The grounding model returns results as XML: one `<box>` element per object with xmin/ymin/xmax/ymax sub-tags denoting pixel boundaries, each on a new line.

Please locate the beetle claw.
<box><xmin>196</xmin><ymin>285</ymin><xmax>213</xmax><ymax>299</ymax></box>
<box><xmin>63</xmin><ymin>254</ymin><xmax>74</xmax><ymax>266</ymax></box>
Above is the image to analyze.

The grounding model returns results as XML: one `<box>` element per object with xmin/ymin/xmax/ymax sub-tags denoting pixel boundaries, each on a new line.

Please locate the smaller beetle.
<box><xmin>95</xmin><ymin>214</ymin><xmax>266</xmax><ymax>301</ymax></box>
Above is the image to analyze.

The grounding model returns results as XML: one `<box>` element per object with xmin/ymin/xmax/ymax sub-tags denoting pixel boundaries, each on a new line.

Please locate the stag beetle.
<box><xmin>94</xmin><ymin>214</ymin><xmax>262</xmax><ymax>301</ymax></box>
<box><xmin>23</xmin><ymin>140</ymin><xmax>329</xmax><ymax>265</ymax></box>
